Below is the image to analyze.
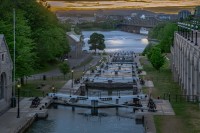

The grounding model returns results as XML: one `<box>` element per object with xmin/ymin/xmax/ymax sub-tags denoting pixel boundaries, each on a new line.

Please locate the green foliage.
<box><xmin>19</xmin><ymin>0</ymin><xmax>70</xmax><ymax>64</ymax></box>
<box><xmin>88</xmin><ymin>32</ymin><xmax>105</xmax><ymax>53</ymax></box>
<box><xmin>74</xmin><ymin>26</ymin><xmax>81</xmax><ymax>35</ymax></box>
<box><xmin>15</xmin><ymin>10</ymin><xmax>37</xmax><ymax>78</ymax></box>
<box><xmin>148</xmin><ymin>23</ymin><xmax>166</xmax><ymax>39</ymax></box>
<box><xmin>142</xmin><ymin>43</ymin><xmax>155</xmax><ymax>56</ymax></box>
<box><xmin>0</xmin><ymin>0</ymin><xmax>70</xmax><ymax>78</ymax></box>
<box><xmin>148</xmin><ymin>22</ymin><xmax>177</xmax><ymax>53</ymax></box>
<box><xmin>0</xmin><ymin>8</ymin><xmax>36</xmax><ymax>78</ymax></box>
<box><xmin>148</xmin><ymin>47</ymin><xmax>165</xmax><ymax>71</ymax></box>
<box><xmin>59</xmin><ymin>62</ymin><xmax>70</xmax><ymax>79</ymax></box>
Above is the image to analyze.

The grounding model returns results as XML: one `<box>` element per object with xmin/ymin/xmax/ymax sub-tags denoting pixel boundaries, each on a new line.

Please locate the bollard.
<box><xmin>43</xmin><ymin>75</ymin><xmax>46</xmax><ymax>80</ymax></box>
<box><xmin>91</xmin><ymin>100</ymin><xmax>98</xmax><ymax>116</ymax></box>
<box><xmin>191</xmin><ymin>30</ymin><xmax>193</xmax><ymax>43</ymax></box>
<box><xmin>72</xmin><ymin>106</ymin><xmax>75</xmax><ymax>112</ymax></box>
<box><xmin>195</xmin><ymin>31</ymin><xmax>198</xmax><ymax>46</ymax></box>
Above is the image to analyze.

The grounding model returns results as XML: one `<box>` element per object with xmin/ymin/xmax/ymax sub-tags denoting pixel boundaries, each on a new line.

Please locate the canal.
<box><xmin>26</xmin><ymin>31</ymin><xmax>148</xmax><ymax>133</ymax></box>
<box><xmin>26</xmin><ymin>105</ymin><xmax>145</xmax><ymax>133</ymax></box>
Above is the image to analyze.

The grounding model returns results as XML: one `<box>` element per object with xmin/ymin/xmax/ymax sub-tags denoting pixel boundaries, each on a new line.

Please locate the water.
<box><xmin>82</xmin><ymin>31</ymin><xmax>148</xmax><ymax>53</ymax></box>
<box><xmin>26</xmin><ymin>31</ymin><xmax>146</xmax><ymax>133</ymax></box>
<box><xmin>26</xmin><ymin>105</ymin><xmax>145</xmax><ymax>133</ymax></box>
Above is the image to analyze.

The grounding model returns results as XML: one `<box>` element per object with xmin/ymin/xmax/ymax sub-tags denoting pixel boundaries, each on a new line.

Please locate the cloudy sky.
<box><xmin>47</xmin><ymin>0</ymin><xmax>200</xmax><ymax>12</ymax></box>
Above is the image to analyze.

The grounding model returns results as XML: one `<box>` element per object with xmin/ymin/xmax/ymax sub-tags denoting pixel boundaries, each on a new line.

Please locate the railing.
<box><xmin>177</xmin><ymin>22</ymin><xmax>199</xmax><ymax>46</ymax></box>
<box><xmin>162</xmin><ymin>93</ymin><xmax>199</xmax><ymax>103</ymax></box>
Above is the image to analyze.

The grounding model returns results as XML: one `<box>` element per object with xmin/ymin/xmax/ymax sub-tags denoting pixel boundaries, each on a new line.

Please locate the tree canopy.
<box><xmin>148</xmin><ymin>47</ymin><xmax>165</xmax><ymax>71</ymax></box>
<box><xmin>148</xmin><ymin>22</ymin><xmax>177</xmax><ymax>53</ymax></box>
<box><xmin>0</xmin><ymin>0</ymin><xmax>70</xmax><ymax>79</ymax></box>
<box><xmin>59</xmin><ymin>62</ymin><xmax>70</xmax><ymax>79</ymax></box>
<box><xmin>88</xmin><ymin>32</ymin><xmax>105</xmax><ymax>53</ymax></box>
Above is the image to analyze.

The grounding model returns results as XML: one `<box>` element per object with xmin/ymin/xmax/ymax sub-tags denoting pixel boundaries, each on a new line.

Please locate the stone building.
<box><xmin>171</xmin><ymin>24</ymin><xmax>200</xmax><ymax>99</ymax></box>
<box><xmin>0</xmin><ymin>35</ymin><xmax>13</xmax><ymax>112</ymax></box>
<box><xmin>66</xmin><ymin>32</ymin><xmax>83</xmax><ymax>59</ymax></box>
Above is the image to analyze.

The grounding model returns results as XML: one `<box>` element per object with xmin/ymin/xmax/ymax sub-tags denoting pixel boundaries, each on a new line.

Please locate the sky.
<box><xmin>46</xmin><ymin>0</ymin><xmax>200</xmax><ymax>13</ymax></box>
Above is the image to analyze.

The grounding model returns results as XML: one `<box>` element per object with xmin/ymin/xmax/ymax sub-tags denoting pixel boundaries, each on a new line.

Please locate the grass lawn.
<box><xmin>18</xmin><ymin>76</ymin><xmax>67</xmax><ymax>97</ymax></box>
<box><xmin>18</xmin><ymin>65</ymin><xmax>87</xmax><ymax>97</ymax></box>
<box><xmin>140</xmin><ymin>56</ymin><xmax>200</xmax><ymax>133</ymax></box>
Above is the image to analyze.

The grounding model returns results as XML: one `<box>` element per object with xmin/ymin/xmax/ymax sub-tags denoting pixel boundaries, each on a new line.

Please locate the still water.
<box><xmin>26</xmin><ymin>105</ymin><xmax>144</xmax><ymax>133</ymax></box>
<box><xmin>82</xmin><ymin>31</ymin><xmax>148</xmax><ymax>53</ymax></box>
<box><xmin>26</xmin><ymin>31</ymin><xmax>146</xmax><ymax>133</ymax></box>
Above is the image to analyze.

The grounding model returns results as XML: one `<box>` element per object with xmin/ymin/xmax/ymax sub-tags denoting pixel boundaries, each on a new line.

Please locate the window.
<box><xmin>2</xmin><ymin>54</ymin><xmax>4</xmax><ymax>61</ymax></box>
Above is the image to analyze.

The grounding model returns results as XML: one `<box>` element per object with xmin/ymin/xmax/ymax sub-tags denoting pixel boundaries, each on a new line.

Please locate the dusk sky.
<box><xmin>47</xmin><ymin>0</ymin><xmax>200</xmax><ymax>13</ymax></box>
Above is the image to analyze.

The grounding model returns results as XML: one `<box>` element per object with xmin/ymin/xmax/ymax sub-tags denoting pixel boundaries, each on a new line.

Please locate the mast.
<box><xmin>13</xmin><ymin>8</ymin><xmax>16</xmax><ymax>99</ymax></box>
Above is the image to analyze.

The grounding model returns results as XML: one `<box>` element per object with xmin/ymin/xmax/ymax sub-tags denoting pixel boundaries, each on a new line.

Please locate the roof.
<box><xmin>66</xmin><ymin>32</ymin><xmax>81</xmax><ymax>43</ymax></box>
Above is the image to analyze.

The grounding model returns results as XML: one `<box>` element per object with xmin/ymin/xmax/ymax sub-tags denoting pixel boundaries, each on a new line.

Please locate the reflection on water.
<box><xmin>82</xmin><ymin>31</ymin><xmax>148</xmax><ymax>53</ymax></box>
<box><xmin>26</xmin><ymin>105</ymin><xmax>144</xmax><ymax>133</ymax></box>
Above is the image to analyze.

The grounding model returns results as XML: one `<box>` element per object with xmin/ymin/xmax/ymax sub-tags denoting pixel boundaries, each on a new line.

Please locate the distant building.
<box><xmin>66</xmin><ymin>32</ymin><xmax>83</xmax><ymax>59</ymax></box>
<box><xmin>194</xmin><ymin>6</ymin><xmax>200</xmax><ymax>17</ymax></box>
<box><xmin>178</xmin><ymin>10</ymin><xmax>191</xmax><ymax>20</ymax></box>
<box><xmin>0</xmin><ymin>35</ymin><xmax>13</xmax><ymax>112</ymax></box>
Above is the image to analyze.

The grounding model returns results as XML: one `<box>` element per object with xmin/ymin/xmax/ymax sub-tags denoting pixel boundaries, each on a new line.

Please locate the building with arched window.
<box><xmin>0</xmin><ymin>35</ymin><xmax>13</xmax><ymax>112</ymax></box>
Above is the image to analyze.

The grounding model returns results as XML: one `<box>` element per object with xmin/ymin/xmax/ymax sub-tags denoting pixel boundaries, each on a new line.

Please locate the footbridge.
<box><xmin>48</xmin><ymin>92</ymin><xmax>149</xmax><ymax>115</ymax></box>
<box><xmin>48</xmin><ymin>93</ymin><xmax>148</xmax><ymax>105</ymax></box>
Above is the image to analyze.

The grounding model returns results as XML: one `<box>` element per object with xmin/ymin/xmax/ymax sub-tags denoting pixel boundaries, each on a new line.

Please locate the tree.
<box><xmin>59</xmin><ymin>62</ymin><xmax>70</xmax><ymax>79</ymax></box>
<box><xmin>88</xmin><ymin>32</ymin><xmax>105</xmax><ymax>54</ymax></box>
<box><xmin>149</xmin><ymin>47</ymin><xmax>165</xmax><ymax>71</ymax></box>
<box><xmin>148</xmin><ymin>22</ymin><xmax>177</xmax><ymax>53</ymax></box>
<box><xmin>0</xmin><ymin>9</ymin><xmax>37</xmax><ymax>84</ymax></box>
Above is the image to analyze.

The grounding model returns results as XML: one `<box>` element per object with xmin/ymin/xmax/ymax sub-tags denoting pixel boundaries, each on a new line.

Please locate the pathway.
<box><xmin>27</xmin><ymin>54</ymin><xmax>101</xmax><ymax>80</ymax></box>
<box><xmin>0</xmin><ymin>97</ymin><xmax>51</xmax><ymax>133</ymax></box>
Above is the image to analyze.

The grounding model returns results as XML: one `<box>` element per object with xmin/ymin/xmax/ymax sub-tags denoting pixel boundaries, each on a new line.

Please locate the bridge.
<box><xmin>117</xmin><ymin>17</ymin><xmax>162</xmax><ymax>34</ymax></box>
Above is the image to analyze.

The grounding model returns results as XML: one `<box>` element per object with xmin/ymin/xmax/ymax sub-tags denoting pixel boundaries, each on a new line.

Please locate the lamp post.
<box><xmin>71</xmin><ymin>70</ymin><xmax>74</xmax><ymax>88</ymax></box>
<box><xmin>17</xmin><ymin>82</ymin><xmax>21</xmax><ymax>118</ymax></box>
<box><xmin>52</xmin><ymin>85</ymin><xmax>55</xmax><ymax>93</ymax></box>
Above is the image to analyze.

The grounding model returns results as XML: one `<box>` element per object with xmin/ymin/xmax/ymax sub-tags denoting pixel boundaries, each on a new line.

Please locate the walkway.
<box><xmin>27</xmin><ymin>54</ymin><xmax>101</xmax><ymax>80</ymax></box>
<box><xmin>0</xmin><ymin>97</ymin><xmax>51</xmax><ymax>133</ymax></box>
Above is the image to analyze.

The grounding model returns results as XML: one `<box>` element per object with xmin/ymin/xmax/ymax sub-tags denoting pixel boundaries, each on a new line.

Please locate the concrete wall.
<box><xmin>171</xmin><ymin>30</ymin><xmax>200</xmax><ymax>98</ymax></box>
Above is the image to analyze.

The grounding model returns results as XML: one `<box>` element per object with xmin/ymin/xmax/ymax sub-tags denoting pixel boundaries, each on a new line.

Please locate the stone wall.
<box><xmin>171</xmin><ymin>30</ymin><xmax>200</xmax><ymax>98</ymax></box>
<box><xmin>0</xmin><ymin>35</ymin><xmax>13</xmax><ymax>112</ymax></box>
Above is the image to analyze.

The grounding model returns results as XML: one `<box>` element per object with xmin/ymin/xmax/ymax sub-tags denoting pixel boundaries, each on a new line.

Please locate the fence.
<box><xmin>162</xmin><ymin>93</ymin><xmax>199</xmax><ymax>103</ymax></box>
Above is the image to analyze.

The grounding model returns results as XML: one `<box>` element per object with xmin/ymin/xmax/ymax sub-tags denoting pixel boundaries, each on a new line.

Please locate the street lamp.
<box><xmin>71</xmin><ymin>70</ymin><xmax>74</xmax><ymax>88</ymax></box>
<box><xmin>17</xmin><ymin>82</ymin><xmax>21</xmax><ymax>118</ymax></box>
<box><xmin>64</xmin><ymin>58</ymin><xmax>68</xmax><ymax>62</ymax></box>
<box><xmin>52</xmin><ymin>85</ymin><xmax>55</xmax><ymax>93</ymax></box>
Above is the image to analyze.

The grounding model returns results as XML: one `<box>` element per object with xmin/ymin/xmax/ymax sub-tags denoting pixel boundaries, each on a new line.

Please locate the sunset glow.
<box><xmin>47</xmin><ymin>0</ymin><xmax>200</xmax><ymax>13</ymax></box>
